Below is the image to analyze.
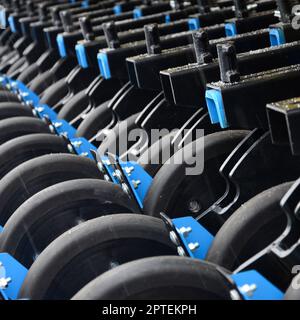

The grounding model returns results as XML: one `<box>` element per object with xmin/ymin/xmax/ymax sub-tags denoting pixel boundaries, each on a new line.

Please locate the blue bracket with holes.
<box><xmin>269</xmin><ymin>27</ymin><xmax>286</xmax><ymax>47</ymax></box>
<box><xmin>206</xmin><ymin>89</ymin><xmax>228</xmax><ymax>128</ymax></box>
<box><xmin>188</xmin><ymin>17</ymin><xmax>200</xmax><ymax>30</ymax></box>
<box><xmin>100</xmin><ymin>155</ymin><xmax>153</xmax><ymax>209</ymax></box>
<box><xmin>172</xmin><ymin>217</ymin><xmax>214</xmax><ymax>260</ymax></box>
<box><xmin>0</xmin><ymin>253</ymin><xmax>28</xmax><ymax>300</ymax></box>
<box><xmin>225</xmin><ymin>22</ymin><xmax>237</xmax><ymax>37</ymax></box>
<box><xmin>231</xmin><ymin>270</ymin><xmax>284</xmax><ymax>300</ymax></box>
<box><xmin>70</xmin><ymin>137</ymin><xmax>97</xmax><ymax>159</ymax></box>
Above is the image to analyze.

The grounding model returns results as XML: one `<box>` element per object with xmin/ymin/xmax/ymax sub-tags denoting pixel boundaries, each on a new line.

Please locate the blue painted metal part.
<box><xmin>76</xmin><ymin>43</ymin><xmax>89</xmax><ymax>68</ymax></box>
<box><xmin>101</xmin><ymin>155</ymin><xmax>119</xmax><ymax>183</ymax></box>
<box><xmin>231</xmin><ymin>270</ymin><xmax>284</xmax><ymax>300</ymax></box>
<box><xmin>172</xmin><ymin>217</ymin><xmax>214</xmax><ymax>260</ymax></box>
<box><xmin>51</xmin><ymin>119</ymin><xmax>77</xmax><ymax>139</ymax></box>
<box><xmin>133</xmin><ymin>8</ymin><xmax>142</xmax><ymax>19</ymax></box>
<box><xmin>119</xmin><ymin>160</ymin><xmax>153</xmax><ymax>208</ymax></box>
<box><xmin>12</xmin><ymin>80</ymin><xmax>40</xmax><ymax>106</ymax></box>
<box><xmin>188</xmin><ymin>17</ymin><xmax>200</xmax><ymax>30</ymax></box>
<box><xmin>70</xmin><ymin>137</ymin><xmax>97</xmax><ymax>160</ymax></box>
<box><xmin>82</xmin><ymin>0</ymin><xmax>89</xmax><ymax>8</ymax></box>
<box><xmin>35</xmin><ymin>104</ymin><xmax>58</xmax><ymax>122</ymax></box>
<box><xmin>0</xmin><ymin>225</ymin><xmax>2</xmax><ymax>233</ymax></box>
<box><xmin>165</xmin><ymin>14</ymin><xmax>171</xmax><ymax>23</ymax></box>
<box><xmin>205</xmin><ymin>89</ymin><xmax>228</xmax><ymax>128</ymax></box>
<box><xmin>0</xmin><ymin>9</ymin><xmax>6</xmax><ymax>28</ymax></box>
<box><xmin>269</xmin><ymin>27</ymin><xmax>286</xmax><ymax>46</ymax></box>
<box><xmin>57</xmin><ymin>34</ymin><xmax>67</xmax><ymax>58</ymax></box>
<box><xmin>225</xmin><ymin>22</ymin><xmax>237</xmax><ymax>36</ymax></box>
<box><xmin>0</xmin><ymin>253</ymin><xmax>28</xmax><ymax>300</ymax></box>
<box><xmin>8</xmin><ymin>15</ymin><xmax>16</xmax><ymax>33</ymax></box>
<box><xmin>114</xmin><ymin>5</ymin><xmax>122</xmax><ymax>15</ymax></box>
<box><xmin>98</xmin><ymin>52</ymin><xmax>111</xmax><ymax>79</ymax></box>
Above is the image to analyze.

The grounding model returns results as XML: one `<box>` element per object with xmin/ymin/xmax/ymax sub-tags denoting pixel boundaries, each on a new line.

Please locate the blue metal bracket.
<box><xmin>133</xmin><ymin>8</ymin><xmax>142</xmax><ymax>19</ymax></box>
<box><xmin>165</xmin><ymin>14</ymin><xmax>171</xmax><ymax>24</ymax></box>
<box><xmin>0</xmin><ymin>8</ymin><xmax>7</xmax><ymax>28</ymax></box>
<box><xmin>188</xmin><ymin>17</ymin><xmax>200</xmax><ymax>30</ymax></box>
<box><xmin>269</xmin><ymin>27</ymin><xmax>286</xmax><ymax>47</ymax></box>
<box><xmin>8</xmin><ymin>15</ymin><xmax>16</xmax><ymax>33</ymax></box>
<box><xmin>0</xmin><ymin>253</ymin><xmax>28</xmax><ymax>300</ymax></box>
<box><xmin>97</xmin><ymin>154</ymin><xmax>153</xmax><ymax>209</ymax></box>
<box><xmin>225</xmin><ymin>22</ymin><xmax>237</xmax><ymax>37</ymax></box>
<box><xmin>11</xmin><ymin>80</ymin><xmax>40</xmax><ymax>106</ymax></box>
<box><xmin>118</xmin><ymin>160</ymin><xmax>153</xmax><ymax>208</ymax></box>
<box><xmin>70</xmin><ymin>137</ymin><xmax>97</xmax><ymax>160</ymax></box>
<box><xmin>98</xmin><ymin>52</ymin><xmax>111</xmax><ymax>79</ymax></box>
<box><xmin>114</xmin><ymin>5</ymin><xmax>122</xmax><ymax>15</ymax></box>
<box><xmin>57</xmin><ymin>34</ymin><xmax>67</xmax><ymax>58</ymax></box>
<box><xmin>231</xmin><ymin>270</ymin><xmax>284</xmax><ymax>300</ymax></box>
<box><xmin>172</xmin><ymin>217</ymin><xmax>214</xmax><ymax>260</ymax></box>
<box><xmin>50</xmin><ymin>119</ymin><xmax>77</xmax><ymax>139</ymax></box>
<box><xmin>205</xmin><ymin>89</ymin><xmax>228</xmax><ymax>128</ymax></box>
<box><xmin>76</xmin><ymin>43</ymin><xmax>89</xmax><ymax>68</ymax></box>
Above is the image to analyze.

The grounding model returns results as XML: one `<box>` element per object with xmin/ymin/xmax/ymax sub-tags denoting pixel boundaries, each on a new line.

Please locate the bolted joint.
<box><xmin>188</xmin><ymin>242</ymin><xmax>200</xmax><ymax>252</ymax></box>
<box><xmin>144</xmin><ymin>24</ymin><xmax>161</xmax><ymax>54</ymax></box>
<box><xmin>192</xmin><ymin>30</ymin><xmax>213</xmax><ymax>64</ymax></box>
<box><xmin>217</xmin><ymin>42</ymin><xmax>240</xmax><ymax>83</ymax></box>
<box><xmin>102</xmin><ymin>22</ymin><xmax>120</xmax><ymax>49</ymax></box>
<box><xmin>79</xmin><ymin>16</ymin><xmax>95</xmax><ymax>41</ymax></box>
<box><xmin>0</xmin><ymin>277</ymin><xmax>11</xmax><ymax>289</ymax></box>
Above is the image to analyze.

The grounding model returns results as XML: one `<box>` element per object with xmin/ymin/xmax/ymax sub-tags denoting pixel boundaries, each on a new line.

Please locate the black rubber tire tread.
<box><xmin>0</xmin><ymin>133</ymin><xmax>69</xmax><ymax>179</ymax></box>
<box><xmin>72</xmin><ymin>256</ymin><xmax>232</xmax><ymax>300</ymax></box>
<box><xmin>0</xmin><ymin>179</ymin><xmax>139</xmax><ymax>268</ymax></box>
<box><xmin>19</xmin><ymin>214</ymin><xmax>176</xmax><ymax>300</ymax></box>
<box><xmin>0</xmin><ymin>90</ymin><xmax>19</xmax><ymax>103</ymax></box>
<box><xmin>205</xmin><ymin>182</ymin><xmax>293</xmax><ymax>271</ymax></box>
<box><xmin>0</xmin><ymin>116</ymin><xmax>51</xmax><ymax>145</ymax></box>
<box><xmin>0</xmin><ymin>153</ymin><xmax>102</xmax><ymax>226</ymax></box>
<box><xmin>0</xmin><ymin>102</ymin><xmax>34</xmax><ymax>120</ymax></box>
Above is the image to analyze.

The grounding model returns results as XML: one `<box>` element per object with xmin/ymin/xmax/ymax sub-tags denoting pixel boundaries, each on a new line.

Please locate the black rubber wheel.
<box><xmin>18</xmin><ymin>214</ymin><xmax>176</xmax><ymax>300</ymax></box>
<box><xmin>57</xmin><ymin>89</ymin><xmax>90</xmax><ymax>122</ymax></box>
<box><xmin>0</xmin><ymin>133</ymin><xmax>69</xmax><ymax>179</ymax></box>
<box><xmin>284</xmin><ymin>278</ymin><xmax>300</xmax><ymax>300</ymax></box>
<box><xmin>0</xmin><ymin>90</ymin><xmax>19</xmax><ymax>103</ymax></box>
<box><xmin>75</xmin><ymin>100</ymin><xmax>112</xmax><ymax>140</ymax></box>
<box><xmin>0</xmin><ymin>102</ymin><xmax>34</xmax><ymax>120</ymax></box>
<box><xmin>0</xmin><ymin>117</ymin><xmax>51</xmax><ymax>145</ymax></box>
<box><xmin>143</xmin><ymin>130</ymin><xmax>249</xmax><ymax>229</ymax></box>
<box><xmin>0</xmin><ymin>153</ymin><xmax>102</xmax><ymax>226</ymax></box>
<box><xmin>205</xmin><ymin>182</ymin><xmax>292</xmax><ymax>271</ymax></box>
<box><xmin>0</xmin><ymin>179</ymin><xmax>140</xmax><ymax>269</ymax></box>
<box><xmin>72</xmin><ymin>256</ymin><xmax>232</xmax><ymax>300</ymax></box>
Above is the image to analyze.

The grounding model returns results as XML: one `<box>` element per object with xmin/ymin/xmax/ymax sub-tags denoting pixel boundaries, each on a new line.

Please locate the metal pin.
<box><xmin>72</xmin><ymin>140</ymin><xmax>83</xmax><ymax>148</ymax></box>
<box><xmin>124</xmin><ymin>166</ymin><xmax>134</xmax><ymax>175</ymax></box>
<box><xmin>0</xmin><ymin>277</ymin><xmax>11</xmax><ymax>289</ymax></box>
<box><xmin>178</xmin><ymin>226</ymin><xmax>192</xmax><ymax>237</ymax></box>
<box><xmin>131</xmin><ymin>180</ymin><xmax>141</xmax><ymax>189</ymax></box>
<box><xmin>238</xmin><ymin>284</ymin><xmax>257</xmax><ymax>297</ymax></box>
<box><xmin>188</xmin><ymin>242</ymin><xmax>200</xmax><ymax>251</ymax></box>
